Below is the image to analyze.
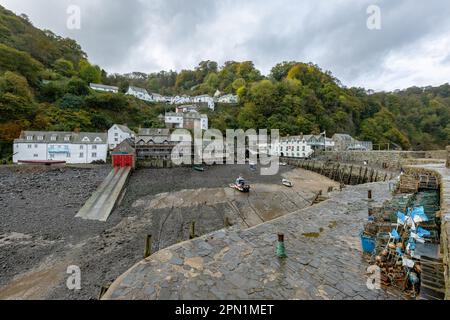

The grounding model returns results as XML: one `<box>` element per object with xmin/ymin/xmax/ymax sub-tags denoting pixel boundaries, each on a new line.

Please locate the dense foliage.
<box><xmin>0</xmin><ymin>5</ymin><xmax>449</xmax><ymax>160</ymax></box>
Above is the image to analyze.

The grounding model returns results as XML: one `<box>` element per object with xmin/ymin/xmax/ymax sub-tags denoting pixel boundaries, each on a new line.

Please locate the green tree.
<box><xmin>53</xmin><ymin>58</ymin><xmax>75</xmax><ymax>77</ymax></box>
<box><xmin>79</xmin><ymin>59</ymin><xmax>101</xmax><ymax>84</ymax></box>
<box><xmin>66</xmin><ymin>77</ymin><xmax>89</xmax><ymax>96</ymax></box>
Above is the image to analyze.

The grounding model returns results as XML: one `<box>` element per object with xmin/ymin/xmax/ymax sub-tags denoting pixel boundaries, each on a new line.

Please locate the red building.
<box><xmin>111</xmin><ymin>139</ymin><xmax>136</xmax><ymax>169</ymax></box>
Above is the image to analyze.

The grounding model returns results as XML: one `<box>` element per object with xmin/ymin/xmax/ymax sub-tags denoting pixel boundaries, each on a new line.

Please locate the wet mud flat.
<box><xmin>0</xmin><ymin>164</ymin><xmax>337</xmax><ymax>300</ymax></box>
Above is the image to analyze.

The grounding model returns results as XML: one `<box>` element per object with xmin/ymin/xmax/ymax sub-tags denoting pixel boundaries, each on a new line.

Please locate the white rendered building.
<box><xmin>271</xmin><ymin>136</ymin><xmax>314</xmax><ymax>159</ymax></box>
<box><xmin>126</xmin><ymin>86</ymin><xmax>153</xmax><ymax>102</ymax></box>
<box><xmin>13</xmin><ymin>131</ymin><xmax>108</xmax><ymax>164</ymax></box>
<box><xmin>90</xmin><ymin>83</ymin><xmax>119</xmax><ymax>93</ymax></box>
<box><xmin>108</xmin><ymin>124</ymin><xmax>136</xmax><ymax>150</ymax></box>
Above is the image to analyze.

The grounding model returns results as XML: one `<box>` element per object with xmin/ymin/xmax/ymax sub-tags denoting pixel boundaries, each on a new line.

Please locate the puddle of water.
<box><xmin>302</xmin><ymin>232</ymin><xmax>321</xmax><ymax>238</ymax></box>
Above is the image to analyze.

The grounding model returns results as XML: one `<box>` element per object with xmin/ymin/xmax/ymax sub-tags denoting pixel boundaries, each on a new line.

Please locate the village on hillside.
<box><xmin>89</xmin><ymin>82</ymin><xmax>239</xmax><ymax>111</ymax></box>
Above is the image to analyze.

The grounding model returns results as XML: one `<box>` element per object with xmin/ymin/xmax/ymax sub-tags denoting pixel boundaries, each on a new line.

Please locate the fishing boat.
<box><xmin>230</xmin><ymin>176</ymin><xmax>250</xmax><ymax>193</ymax></box>
<box><xmin>282</xmin><ymin>179</ymin><xmax>293</xmax><ymax>187</ymax></box>
<box><xmin>193</xmin><ymin>165</ymin><xmax>204</xmax><ymax>172</ymax></box>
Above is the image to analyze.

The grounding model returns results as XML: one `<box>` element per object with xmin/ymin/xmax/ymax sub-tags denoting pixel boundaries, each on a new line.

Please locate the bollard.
<box><xmin>144</xmin><ymin>235</ymin><xmax>152</xmax><ymax>259</ymax></box>
<box><xmin>276</xmin><ymin>233</ymin><xmax>287</xmax><ymax>258</ymax></box>
<box><xmin>189</xmin><ymin>221</ymin><xmax>196</xmax><ymax>239</ymax></box>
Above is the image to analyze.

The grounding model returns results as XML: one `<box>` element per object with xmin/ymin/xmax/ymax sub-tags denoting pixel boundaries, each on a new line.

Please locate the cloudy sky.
<box><xmin>1</xmin><ymin>0</ymin><xmax>449</xmax><ymax>91</ymax></box>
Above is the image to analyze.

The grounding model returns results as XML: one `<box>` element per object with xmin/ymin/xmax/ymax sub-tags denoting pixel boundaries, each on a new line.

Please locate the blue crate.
<box><xmin>360</xmin><ymin>232</ymin><xmax>376</xmax><ymax>254</ymax></box>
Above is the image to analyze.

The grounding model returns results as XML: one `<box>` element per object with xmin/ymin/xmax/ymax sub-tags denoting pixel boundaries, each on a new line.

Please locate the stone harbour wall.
<box><xmin>406</xmin><ymin>161</ymin><xmax>450</xmax><ymax>300</ymax></box>
<box><xmin>103</xmin><ymin>182</ymin><xmax>402</xmax><ymax>300</ymax></box>
<box><xmin>320</xmin><ymin>151</ymin><xmax>447</xmax><ymax>170</ymax></box>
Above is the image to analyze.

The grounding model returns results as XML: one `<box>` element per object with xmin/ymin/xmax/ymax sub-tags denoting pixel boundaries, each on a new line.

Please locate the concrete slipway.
<box><xmin>76</xmin><ymin>167</ymin><xmax>131</xmax><ymax>222</ymax></box>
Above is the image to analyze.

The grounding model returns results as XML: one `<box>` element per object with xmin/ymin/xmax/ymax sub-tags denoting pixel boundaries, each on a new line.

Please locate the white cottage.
<box><xmin>90</xmin><ymin>83</ymin><xmax>119</xmax><ymax>93</ymax></box>
<box><xmin>150</xmin><ymin>92</ymin><xmax>166</xmax><ymax>103</ymax></box>
<box><xmin>217</xmin><ymin>94</ymin><xmax>239</xmax><ymax>104</ymax></box>
<box><xmin>192</xmin><ymin>94</ymin><xmax>215</xmax><ymax>110</ymax></box>
<box><xmin>164</xmin><ymin>112</ymin><xmax>208</xmax><ymax>131</ymax></box>
<box><xmin>13</xmin><ymin>131</ymin><xmax>108</xmax><ymax>164</ymax></box>
<box><xmin>108</xmin><ymin>124</ymin><xmax>136</xmax><ymax>150</ymax></box>
<box><xmin>271</xmin><ymin>136</ymin><xmax>314</xmax><ymax>159</ymax></box>
<box><xmin>126</xmin><ymin>86</ymin><xmax>153</xmax><ymax>102</ymax></box>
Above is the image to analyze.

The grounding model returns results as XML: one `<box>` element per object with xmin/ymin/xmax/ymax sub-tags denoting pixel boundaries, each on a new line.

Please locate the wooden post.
<box><xmin>334</xmin><ymin>164</ymin><xmax>340</xmax><ymax>180</ymax></box>
<box><xmin>357</xmin><ymin>166</ymin><xmax>363</xmax><ymax>184</ymax></box>
<box><xmin>369</xmin><ymin>169</ymin><xmax>374</xmax><ymax>182</ymax></box>
<box><xmin>362</xmin><ymin>167</ymin><xmax>368</xmax><ymax>183</ymax></box>
<box><xmin>347</xmin><ymin>166</ymin><xmax>353</xmax><ymax>185</ymax></box>
<box><xmin>339</xmin><ymin>168</ymin><xmax>345</xmax><ymax>184</ymax></box>
<box><xmin>189</xmin><ymin>221</ymin><xmax>196</xmax><ymax>239</ymax></box>
<box><xmin>144</xmin><ymin>235</ymin><xmax>152</xmax><ymax>259</ymax></box>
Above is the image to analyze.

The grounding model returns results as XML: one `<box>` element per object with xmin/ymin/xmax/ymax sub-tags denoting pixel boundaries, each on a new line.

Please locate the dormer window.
<box><xmin>94</xmin><ymin>137</ymin><xmax>102</xmax><ymax>142</ymax></box>
<box><xmin>64</xmin><ymin>136</ymin><xmax>71</xmax><ymax>142</ymax></box>
<box><xmin>82</xmin><ymin>137</ymin><xmax>90</xmax><ymax>142</ymax></box>
<box><xmin>27</xmin><ymin>136</ymin><xmax>33</xmax><ymax>141</ymax></box>
<box><xmin>51</xmin><ymin>136</ymin><xmax>57</xmax><ymax>141</ymax></box>
<box><xmin>37</xmin><ymin>136</ymin><xmax>44</xmax><ymax>141</ymax></box>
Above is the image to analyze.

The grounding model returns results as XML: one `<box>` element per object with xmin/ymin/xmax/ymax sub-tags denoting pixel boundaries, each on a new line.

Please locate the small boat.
<box><xmin>280</xmin><ymin>162</ymin><xmax>287</xmax><ymax>166</ymax></box>
<box><xmin>230</xmin><ymin>183</ymin><xmax>251</xmax><ymax>193</ymax></box>
<box><xmin>230</xmin><ymin>176</ymin><xmax>251</xmax><ymax>193</ymax></box>
<box><xmin>282</xmin><ymin>179</ymin><xmax>293</xmax><ymax>187</ymax></box>
<box><xmin>193</xmin><ymin>166</ymin><xmax>204</xmax><ymax>172</ymax></box>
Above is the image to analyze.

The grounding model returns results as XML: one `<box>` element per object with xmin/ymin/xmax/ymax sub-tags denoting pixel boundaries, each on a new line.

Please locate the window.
<box><xmin>80</xmin><ymin>153</ymin><xmax>84</xmax><ymax>158</ymax></box>
<box><xmin>64</xmin><ymin>136</ymin><xmax>70</xmax><ymax>141</ymax></box>
<box><xmin>51</xmin><ymin>136</ymin><xmax>57</xmax><ymax>141</ymax></box>
<box><xmin>302</xmin><ymin>146</ymin><xmax>306</xmax><ymax>151</ymax></box>
<box><xmin>49</xmin><ymin>154</ymin><xmax>54</xmax><ymax>159</ymax></box>
<box><xmin>114</xmin><ymin>133</ymin><xmax>118</xmax><ymax>137</ymax></box>
<box><xmin>92</xmin><ymin>145</ymin><xmax>97</xmax><ymax>150</ymax></box>
<box><xmin>35</xmin><ymin>144</ymin><xmax>38</xmax><ymax>148</ymax></box>
<box><xmin>92</xmin><ymin>153</ymin><xmax>97</xmax><ymax>158</ymax></box>
<box><xmin>28</xmin><ymin>144</ymin><xmax>32</xmax><ymax>149</ymax></box>
<box><xmin>37</xmin><ymin>136</ymin><xmax>43</xmax><ymax>141</ymax></box>
<box><xmin>27</xmin><ymin>136</ymin><xmax>33</xmax><ymax>141</ymax></box>
<box><xmin>33</xmin><ymin>154</ymin><xmax>38</xmax><ymax>158</ymax></box>
<box><xmin>115</xmin><ymin>138</ymin><xmax>119</xmax><ymax>142</ymax></box>
<box><xmin>80</xmin><ymin>145</ymin><xmax>84</xmax><ymax>150</ymax></box>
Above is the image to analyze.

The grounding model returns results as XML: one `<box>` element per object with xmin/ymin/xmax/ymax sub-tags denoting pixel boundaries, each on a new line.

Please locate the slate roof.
<box><xmin>90</xmin><ymin>83</ymin><xmax>119</xmax><ymax>91</ymax></box>
<box><xmin>114</xmin><ymin>124</ymin><xmax>136</xmax><ymax>135</ymax></box>
<box><xmin>15</xmin><ymin>131</ymin><xmax>107</xmax><ymax>144</ymax></box>
<box><xmin>138</xmin><ymin>128</ymin><xmax>170</xmax><ymax>136</ymax></box>
<box><xmin>128</xmin><ymin>86</ymin><xmax>150</xmax><ymax>95</ymax></box>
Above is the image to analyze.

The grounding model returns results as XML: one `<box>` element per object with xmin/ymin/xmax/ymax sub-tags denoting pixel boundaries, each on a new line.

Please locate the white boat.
<box><xmin>282</xmin><ymin>179</ymin><xmax>293</xmax><ymax>187</ymax></box>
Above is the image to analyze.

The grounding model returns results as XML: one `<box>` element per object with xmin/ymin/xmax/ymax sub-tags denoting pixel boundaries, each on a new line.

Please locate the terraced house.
<box><xmin>13</xmin><ymin>131</ymin><xmax>108</xmax><ymax>164</ymax></box>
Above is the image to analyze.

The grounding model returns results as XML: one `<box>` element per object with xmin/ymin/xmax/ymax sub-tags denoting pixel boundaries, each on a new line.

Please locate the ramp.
<box><xmin>76</xmin><ymin>167</ymin><xmax>131</xmax><ymax>222</ymax></box>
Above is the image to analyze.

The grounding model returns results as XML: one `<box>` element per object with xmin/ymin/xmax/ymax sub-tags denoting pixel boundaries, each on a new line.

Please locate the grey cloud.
<box><xmin>1</xmin><ymin>0</ymin><xmax>449</xmax><ymax>90</ymax></box>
